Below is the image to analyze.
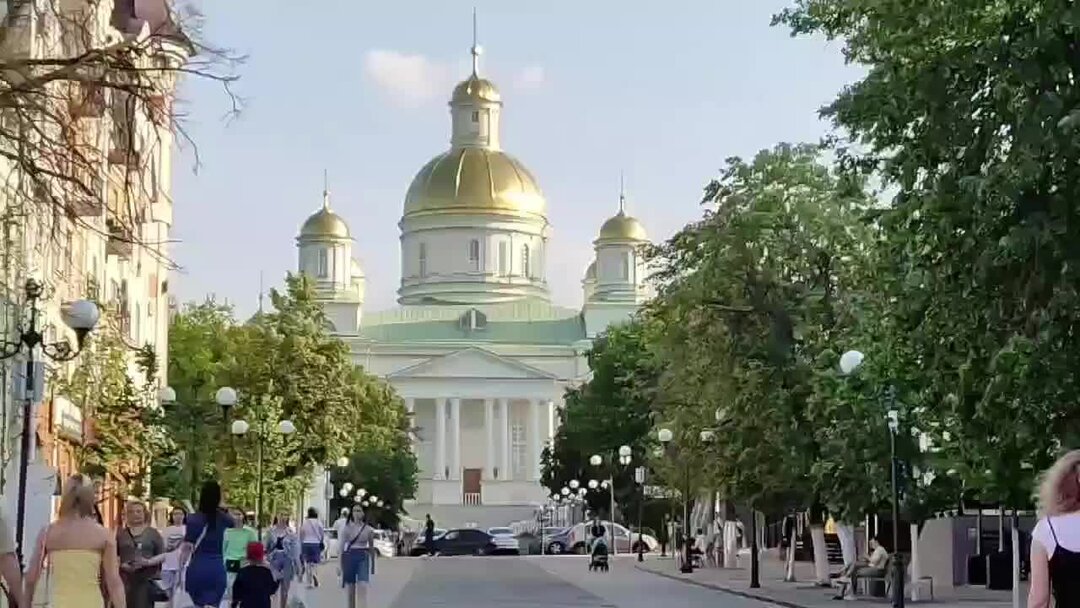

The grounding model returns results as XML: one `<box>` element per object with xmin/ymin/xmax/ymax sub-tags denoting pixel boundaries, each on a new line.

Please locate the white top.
<box><xmin>1033</xmin><ymin>512</ymin><xmax>1080</xmax><ymax>558</ymax></box>
<box><xmin>868</xmin><ymin>545</ymin><xmax>889</xmax><ymax>568</ymax></box>
<box><xmin>340</xmin><ymin>521</ymin><xmax>375</xmax><ymax>551</ymax></box>
<box><xmin>299</xmin><ymin>518</ymin><xmax>324</xmax><ymax>544</ymax></box>
<box><xmin>161</xmin><ymin>525</ymin><xmax>186</xmax><ymax>571</ymax></box>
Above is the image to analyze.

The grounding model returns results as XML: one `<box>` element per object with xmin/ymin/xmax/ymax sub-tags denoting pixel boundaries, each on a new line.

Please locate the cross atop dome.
<box><xmin>471</xmin><ymin>7</ymin><xmax>483</xmax><ymax>77</ymax></box>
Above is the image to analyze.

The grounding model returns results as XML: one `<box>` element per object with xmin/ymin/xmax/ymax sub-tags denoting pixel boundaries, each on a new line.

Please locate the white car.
<box><xmin>324</xmin><ymin>528</ymin><xmax>340</xmax><ymax>558</ymax></box>
<box><xmin>486</xmin><ymin>526</ymin><xmax>521</xmax><ymax>555</ymax></box>
<box><xmin>372</xmin><ymin>530</ymin><xmax>394</xmax><ymax>557</ymax></box>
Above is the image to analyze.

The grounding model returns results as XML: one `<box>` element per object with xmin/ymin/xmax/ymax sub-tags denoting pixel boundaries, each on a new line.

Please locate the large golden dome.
<box><xmin>403</xmin><ymin>147</ymin><xmax>546</xmax><ymax>218</ymax></box>
<box><xmin>597</xmin><ymin>210</ymin><xmax>648</xmax><ymax>242</ymax></box>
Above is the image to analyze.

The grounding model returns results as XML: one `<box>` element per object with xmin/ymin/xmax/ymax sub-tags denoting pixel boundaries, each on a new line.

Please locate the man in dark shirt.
<box><xmin>232</xmin><ymin>542</ymin><xmax>279</xmax><ymax>608</ymax></box>
<box><xmin>424</xmin><ymin>514</ymin><xmax>436</xmax><ymax>556</ymax></box>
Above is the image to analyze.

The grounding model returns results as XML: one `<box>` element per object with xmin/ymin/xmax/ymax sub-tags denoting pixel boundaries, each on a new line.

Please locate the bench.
<box><xmin>851</xmin><ymin>557</ymin><xmax>935</xmax><ymax>602</ymax></box>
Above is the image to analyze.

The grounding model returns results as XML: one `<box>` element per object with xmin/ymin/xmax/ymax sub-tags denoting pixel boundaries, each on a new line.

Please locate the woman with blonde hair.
<box><xmin>1029</xmin><ymin>450</ymin><xmax>1080</xmax><ymax>608</ymax></box>
<box><xmin>264</xmin><ymin>510</ymin><xmax>300</xmax><ymax>608</ymax></box>
<box><xmin>24</xmin><ymin>475</ymin><xmax>126</xmax><ymax>608</ymax></box>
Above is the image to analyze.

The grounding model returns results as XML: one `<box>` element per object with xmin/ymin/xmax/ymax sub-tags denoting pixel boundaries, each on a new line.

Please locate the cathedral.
<box><xmin>295</xmin><ymin>41</ymin><xmax>651</xmax><ymax>528</ymax></box>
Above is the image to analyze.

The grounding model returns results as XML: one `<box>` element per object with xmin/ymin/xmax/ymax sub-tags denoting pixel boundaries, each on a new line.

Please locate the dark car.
<box><xmin>409</xmin><ymin>528</ymin><xmax>496</xmax><ymax>556</ymax></box>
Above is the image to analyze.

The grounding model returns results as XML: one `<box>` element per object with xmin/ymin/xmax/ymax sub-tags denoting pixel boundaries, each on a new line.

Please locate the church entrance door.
<box><xmin>463</xmin><ymin>468</ymin><xmax>482</xmax><ymax>505</ymax></box>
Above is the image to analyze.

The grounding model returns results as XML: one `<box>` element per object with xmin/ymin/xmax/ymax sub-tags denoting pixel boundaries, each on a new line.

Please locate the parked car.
<box><xmin>324</xmin><ymin>528</ymin><xmax>340</xmax><ymax>558</ymax></box>
<box><xmin>372</xmin><ymin>530</ymin><xmax>394</xmax><ymax>557</ymax></box>
<box><xmin>546</xmin><ymin>521</ymin><xmax>659</xmax><ymax>554</ymax></box>
<box><xmin>486</xmin><ymin>527</ymin><xmax>521</xmax><ymax>555</ymax></box>
<box><xmin>408</xmin><ymin>528</ymin><xmax>496</xmax><ymax>556</ymax></box>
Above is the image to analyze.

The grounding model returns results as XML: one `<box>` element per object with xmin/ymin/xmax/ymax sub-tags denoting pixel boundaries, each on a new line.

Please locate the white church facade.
<box><xmin>295</xmin><ymin>42</ymin><xmax>651</xmax><ymax>528</ymax></box>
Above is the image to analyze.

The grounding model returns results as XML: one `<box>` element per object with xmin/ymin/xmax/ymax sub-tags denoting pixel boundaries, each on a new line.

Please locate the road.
<box><xmin>302</xmin><ymin>555</ymin><xmax>779</xmax><ymax>608</ymax></box>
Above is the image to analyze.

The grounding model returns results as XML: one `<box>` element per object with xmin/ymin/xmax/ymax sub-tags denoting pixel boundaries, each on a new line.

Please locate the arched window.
<box><xmin>317</xmin><ymin>249</ymin><xmax>329</xmax><ymax>278</ymax></box>
<box><xmin>620</xmin><ymin>253</ymin><xmax>631</xmax><ymax>280</ymax></box>
<box><xmin>498</xmin><ymin>241</ymin><xmax>508</xmax><ymax>276</ymax></box>
<box><xmin>419</xmin><ymin>243</ymin><xmax>428</xmax><ymax>277</ymax></box>
<box><xmin>522</xmin><ymin>244</ymin><xmax>531</xmax><ymax>278</ymax></box>
<box><xmin>468</xmin><ymin>239</ymin><xmax>480</xmax><ymax>271</ymax></box>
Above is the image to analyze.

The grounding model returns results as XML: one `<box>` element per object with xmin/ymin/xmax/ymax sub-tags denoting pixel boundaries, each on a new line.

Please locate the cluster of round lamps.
<box><xmin>339</xmin><ymin>482</ymin><xmax>383</xmax><ymax>508</ymax></box>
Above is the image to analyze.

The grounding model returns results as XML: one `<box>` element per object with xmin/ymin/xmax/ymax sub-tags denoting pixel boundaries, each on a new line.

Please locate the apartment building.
<box><xmin>0</xmin><ymin>0</ymin><xmax>188</xmax><ymax>533</ymax></box>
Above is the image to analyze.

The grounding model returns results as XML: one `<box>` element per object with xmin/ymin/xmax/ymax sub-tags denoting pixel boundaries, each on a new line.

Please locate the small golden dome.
<box><xmin>404</xmin><ymin>147</ymin><xmax>546</xmax><ymax>218</ymax></box>
<box><xmin>300</xmin><ymin>207</ymin><xmax>350</xmax><ymax>239</ymax></box>
<box><xmin>597</xmin><ymin>211</ymin><xmax>648</xmax><ymax>242</ymax></box>
<box><xmin>452</xmin><ymin>75</ymin><xmax>501</xmax><ymax>104</ymax></box>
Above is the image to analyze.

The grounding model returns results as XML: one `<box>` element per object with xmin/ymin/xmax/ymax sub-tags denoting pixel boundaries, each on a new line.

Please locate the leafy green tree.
<box><xmin>329</xmin><ymin>433</ymin><xmax>418</xmax><ymax>529</ymax></box>
<box><xmin>776</xmin><ymin>0</ymin><xmax>1080</xmax><ymax>514</ymax></box>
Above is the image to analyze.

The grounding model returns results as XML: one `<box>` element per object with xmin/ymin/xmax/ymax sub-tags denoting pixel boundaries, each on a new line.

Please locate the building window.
<box><xmin>498</xmin><ymin>241</ymin><xmax>508</xmax><ymax>276</ymax></box>
<box><xmin>620</xmin><ymin>254</ymin><xmax>631</xmax><ymax>280</ymax></box>
<box><xmin>419</xmin><ymin>243</ymin><xmax>428</xmax><ymax>277</ymax></box>
<box><xmin>521</xmin><ymin>244</ymin><xmax>531</xmax><ymax>278</ymax></box>
<box><xmin>317</xmin><ymin>249</ymin><xmax>329</xmax><ymax>278</ymax></box>
<box><xmin>472</xmin><ymin>110</ymin><xmax>480</xmax><ymax>123</ymax></box>
<box><xmin>511</xmin><ymin>423</ymin><xmax>526</xmax><ymax>479</ymax></box>
<box><xmin>468</xmin><ymin>239</ymin><xmax>480</xmax><ymax>271</ymax></box>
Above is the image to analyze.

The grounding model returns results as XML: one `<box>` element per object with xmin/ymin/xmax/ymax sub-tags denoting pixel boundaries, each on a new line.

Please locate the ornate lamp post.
<box><xmin>658</xmin><ymin>427</ymin><xmax>711</xmax><ymax>574</ymax></box>
<box><xmin>635</xmin><ymin>465</ymin><xmax>647</xmax><ymax>562</ymax></box>
<box><xmin>161</xmin><ymin>384</ymin><xmax>236</xmax><ymax>502</ymax></box>
<box><xmin>230</xmin><ymin>394</ymin><xmax>295</xmax><ymax>535</ymax></box>
<box><xmin>590</xmin><ymin>445</ymin><xmax>632</xmax><ymax>555</ymax></box>
<box><xmin>0</xmin><ymin>278</ymin><xmax>99</xmax><ymax>566</ymax></box>
<box><xmin>841</xmin><ymin>349</ymin><xmax>904</xmax><ymax>608</ymax></box>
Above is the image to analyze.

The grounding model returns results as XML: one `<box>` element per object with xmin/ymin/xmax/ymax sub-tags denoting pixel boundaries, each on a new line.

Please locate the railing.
<box><xmin>463</xmin><ymin>492</ymin><xmax>481</xmax><ymax>506</ymax></box>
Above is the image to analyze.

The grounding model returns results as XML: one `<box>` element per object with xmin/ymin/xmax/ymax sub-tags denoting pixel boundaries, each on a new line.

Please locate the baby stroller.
<box><xmin>588</xmin><ymin>530</ymin><xmax>609</xmax><ymax>572</ymax></box>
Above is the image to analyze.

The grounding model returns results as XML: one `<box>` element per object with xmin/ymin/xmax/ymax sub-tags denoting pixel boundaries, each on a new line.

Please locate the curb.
<box><xmin>634</xmin><ymin>564</ymin><xmax>809</xmax><ymax>608</ymax></box>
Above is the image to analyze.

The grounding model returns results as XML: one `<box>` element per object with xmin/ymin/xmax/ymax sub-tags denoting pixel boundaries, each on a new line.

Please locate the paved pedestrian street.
<box><xmin>302</xmin><ymin>556</ymin><xmax>778</xmax><ymax>608</ymax></box>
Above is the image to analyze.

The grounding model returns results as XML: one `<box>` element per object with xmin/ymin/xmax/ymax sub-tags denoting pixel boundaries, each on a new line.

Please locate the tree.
<box><xmin>329</xmin><ymin>431</ymin><xmax>418</xmax><ymax>529</ymax></box>
<box><xmin>540</xmin><ymin>319</ymin><xmax>664</xmax><ymax>524</ymax></box>
<box><xmin>646</xmin><ymin>143</ymin><xmax>877</xmax><ymax>582</ymax></box>
<box><xmin>777</xmin><ymin>0</ymin><xmax>1080</xmax><ymax>511</ymax></box>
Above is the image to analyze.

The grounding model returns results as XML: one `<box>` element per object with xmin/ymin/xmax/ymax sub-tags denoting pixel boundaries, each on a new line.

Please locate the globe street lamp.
<box><xmin>231</xmin><ymin>393</ymin><xmax>295</xmax><ymax>535</ymax></box>
<box><xmin>337</xmin><ymin>456</ymin><xmax>350</xmax><ymax>468</ymax></box>
<box><xmin>658</xmin><ymin>428</ymin><xmax>697</xmax><ymax>574</ymax></box>
<box><xmin>841</xmin><ymin>349</ymin><xmax>903</xmax><ymax>608</ymax></box>
<box><xmin>588</xmin><ymin>479</ymin><xmax>599</xmax><ymax>490</ymax></box>
<box><xmin>163</xmin><ymin>385</ymin><xmax>238</xmax><ymax>505</ymax></box>
<box><xmin>0</xmin><ymin>281</ymin><xmax>99</xmax><ymax>566</ymax></box>
<box><xmin>635</xmin><ymin>466</ymin><xmax>647</xmax><ymax>562</ymax></box>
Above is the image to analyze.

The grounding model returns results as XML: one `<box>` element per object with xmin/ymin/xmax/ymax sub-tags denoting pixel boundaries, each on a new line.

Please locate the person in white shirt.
<box><xmin>299</xmin><ymin>507</ymin><xmax>325</xmax><ymax>588</ymax></box>
<box><xmin>160</xmin><ymin>506</ymin><xmax>187</xmax><ymax>608</ymax></box>
<box><xmin>835</xmin><ymin>536</ymin><xmax>889</xmax><ymax>599</ymax></box>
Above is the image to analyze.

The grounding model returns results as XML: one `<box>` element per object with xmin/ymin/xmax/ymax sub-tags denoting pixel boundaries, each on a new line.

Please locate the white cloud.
<box><xmin>513</xmin><ymin>65</ymin><xmax>546</xmax><ymax>91</ymax></box>
<box><xmin>362</xmin><ymin>50</ymin><xmax>454</xmax><ymax>108</ymax></box>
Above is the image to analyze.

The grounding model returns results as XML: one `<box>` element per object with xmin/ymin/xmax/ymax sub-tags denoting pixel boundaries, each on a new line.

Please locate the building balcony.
<box><xmin>68</xmin><ymin>82</ymin><xmax>106</xmax><ymax>119</ymax></box>
<box><xmin>67</xmin><ymin>195</ymin><xmax>103</xmax><ymax>217</ymax></box>
<box><xmin>105</xmin><ymin>218</ymin><xmax>133</xmax><ymax>259</ymax></box>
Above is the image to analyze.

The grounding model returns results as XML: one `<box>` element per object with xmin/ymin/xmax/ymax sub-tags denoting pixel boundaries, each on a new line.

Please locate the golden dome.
<box><xmin>404</xmin><ymin>147</ymin><xmax>546</xmax><ymax>218</ymax></box>
<box><xmin>452</xmin><ymin>75</ymin><xmax>501</xmax><ymax>104</ymax></box>
<box><xmin>597</xmin><ymin>211</ymin><xmax>648</xmax><ymax>242</ymax></box>
<box><xmin>300</xmin><ymin>207</ymin><xmax>350</xmax><ymax>239</ymax></box>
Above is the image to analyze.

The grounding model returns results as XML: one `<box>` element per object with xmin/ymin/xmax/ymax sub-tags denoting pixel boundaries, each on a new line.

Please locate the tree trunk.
<box><xmin>910</xmin><ymin>522</ymin><xmax>921</xmax><ymax>601</ymax></box>
<box><xmin>810</xmin><ymin>524</ymin><xmax>829</xmax><ymax>585</ymax></box>
<box><xmin>836</xmin><ymin>522</ymin><xmax>857</xmax><ymax>567</ymax></box>
<box><xmin>723</xmin><ymin>520</ymin><xmax>738</xmax><ymax>567</ymax></box>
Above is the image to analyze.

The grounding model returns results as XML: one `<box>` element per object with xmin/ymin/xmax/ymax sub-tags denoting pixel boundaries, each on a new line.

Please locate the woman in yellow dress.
<box><xmin>23</xmin><ymin>475</ymin><xmax>126</xmax><ymax>608</ymax></box>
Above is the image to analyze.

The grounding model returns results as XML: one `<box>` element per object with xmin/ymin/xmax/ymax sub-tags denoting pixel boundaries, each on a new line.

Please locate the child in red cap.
<box><xmin>230</xmin><ymin>542</ymin><xmax>279</xmax><ymax>608</ymax></box>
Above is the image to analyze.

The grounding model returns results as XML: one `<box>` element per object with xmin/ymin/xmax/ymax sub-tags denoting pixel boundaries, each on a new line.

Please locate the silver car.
<box><xmin>486</xmin><ymin>527</ymin><xmax>521</xmax><ymax>555</ymax></box>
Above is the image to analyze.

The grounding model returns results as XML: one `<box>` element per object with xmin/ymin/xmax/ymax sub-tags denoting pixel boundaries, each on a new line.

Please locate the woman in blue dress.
<box><xmin>179</xmin><ymin>481</ymin><xmax>236</xmax><ymax>608</ymax></box>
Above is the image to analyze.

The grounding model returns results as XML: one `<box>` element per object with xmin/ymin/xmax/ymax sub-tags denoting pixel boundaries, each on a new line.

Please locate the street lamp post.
<box><xmin>161</xmin><ymin>385</ymin><xmax>236</xmax><ymax>504</ymax></box>
<box><xmin>0</xmin><ymin>278</ymin><xmax>99</xmax><ymax>567</ymax></box>
<box><xmin>658</xmin><ymin>428</ymin><xmax>711</xmax><ymax>575</ymax></box>
<box><xmin>230</xmin><ymin>393</ymin><xmax>295</xmax><ymax>536</ymax></box>
<box><xmin>590</xmin><ymin>445</ymin><xmax>631</xmax><ymax>555</ymax></box>
<box><xmin>841</xmin><ymin>349</ymin><xmax>904</xmax><ymax>608</ymax></box>
<box><xmin>635</xmin><ymin>466</ymin><xmax>646</xmax><ymax>562</ymax></box>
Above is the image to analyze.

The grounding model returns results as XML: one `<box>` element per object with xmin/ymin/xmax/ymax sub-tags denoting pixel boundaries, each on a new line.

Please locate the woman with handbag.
<box><xmin>264</xmin><ymin>511</ymin><xmax>300</xmax><ymax>608</ymax></box>
<box><xmin>179</xmin><ymin>481</ymin><xmax>236</xmax><ymax>608</ymax></box>
<box><xmin>339</xmin><ymin>505</ymin><xmax>376</xmax><ymax>608</ymax></box>
<box><xmin>116</xmin><ymin>500</ymin><xmax>166</xmax><ymax>608</ymax></box>
<box><xmin>24</xmin><ymin>475</ymin><xmax>126</xmax><ymax>608</ymax></box>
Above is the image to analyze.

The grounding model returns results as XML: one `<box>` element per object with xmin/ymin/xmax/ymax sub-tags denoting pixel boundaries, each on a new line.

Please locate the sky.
<box><xmin>170</xmin><ymin>0</ymin><xmax>864</xmax><ymax>317</ymax></box>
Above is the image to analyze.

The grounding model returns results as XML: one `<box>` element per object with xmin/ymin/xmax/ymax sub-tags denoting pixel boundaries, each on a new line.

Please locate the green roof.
<box><xmin>358</xmin><ymin>300</ymin><xmax>586</xmax><ymax>345</ymax></box>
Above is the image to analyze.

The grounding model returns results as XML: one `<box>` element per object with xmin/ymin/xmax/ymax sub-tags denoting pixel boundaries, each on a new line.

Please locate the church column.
<box><xmin>484</xmin><ymin>399</ymin><xmax>495</xmax><ymax>480</ymax></box>
<box><xmin>529</xmin><ymin>399</ymin><xmax>542</xmax><ymax>481</ymax></box>
<box><xmin>449</xmin><ymin>398</ymin><xmax>462</xmax><ymax>480</ymax></box>
<box><xmin>434</xmin><ymin>398</ymin><xmax>446</xmax><ymax>480</ymax></box>
<box><xmin>405</xmin><ymin>398</ymin><xmax>415</xmax><ymax>453</ymax></box>
<box><xmin>498</xmin><ymin>398</ymin><xmax>511</xmax><ymax>480</ymax></box>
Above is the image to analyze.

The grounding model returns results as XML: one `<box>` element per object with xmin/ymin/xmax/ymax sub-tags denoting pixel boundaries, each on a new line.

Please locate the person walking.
<box><xmin>423</xmin><ymin>514</ymin><xmax>436</xmax><ymax>557</ymax></box>
<box><xmin>1030</xmin><ymin>450</ymin><xmax>1080</xmax><ymax>608</ymax></box>
<box><xmin>299</xmin><ymin>507</ymin><xmax>325</xmax><ymax>588</ymax></box>
<box><xmin>339</xmin><ymin>505</ymin><xmax>376</xmax><ymax>608</ymax></box>
<box><xmin>24</xmin><ymin>474</ymin><xmax>126</xmax><ymax>608</ymax></box>
<box><xmin>160</xmin><ymin>506</ymin><xmax>187</xmax><ymax>607</ymax></box>
<box><xmin>264</xmin><ymin>510</ymin><xmax>300</xmax><ymax>608</ymax></box>
<box><xmin>117</xmin><ymin>500</ymin><xmax>166</xmax><ymax>608</ymax></box>
<box><xmin>180</xmin><ymin>481</ymin><xmax>237</xmax><ymax>608</ymax></box>
<box><xmin>230</xmin><ymin>542</ymin><xmax>278</xmax><ymax>608</ymax></box>
<box><xmin>223</xmin><ymin>507</ymin><xmax>258</xmax><ymax>607</ymax></box>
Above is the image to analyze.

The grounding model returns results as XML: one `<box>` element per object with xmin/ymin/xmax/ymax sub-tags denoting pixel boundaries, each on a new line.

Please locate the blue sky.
<box><xmin>171</xmin><ymin>1</ymin><xmax>863</xmax><ymax>316</ymax></box>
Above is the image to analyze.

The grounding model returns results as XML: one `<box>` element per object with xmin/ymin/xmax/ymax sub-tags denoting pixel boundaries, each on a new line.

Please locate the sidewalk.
<box><xmin>634</xmin><ymin>554</ymin><xmax>1020</xmax><ymax>608</ymax></box>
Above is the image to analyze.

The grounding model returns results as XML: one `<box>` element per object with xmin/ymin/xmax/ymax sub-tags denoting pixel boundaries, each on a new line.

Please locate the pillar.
<box><xmin>546</xmin><ymin>399</ymin><xmax>555</xmax><ymax>444</ymax></box>
<box><xmin>498</xmin><ymin>398</ymin><xmax>511</xmax><ymax>480</ymax></box>
<box><xmin>435</xmin><ymin>398</ymin><xmax>446</xmax><ymax>480</ymax></box>
<box><xmin>449</xmin><ymin>398</ymin><xmax>461</xmax><ymax>480</ymax></box>
<box><xmin>484</xmin><ymin>399</ymin><xmax>495</xmax><ymax>480</ymax></box>
<box><xmin>530</xmin><ymin>398</ymin><xmax>542</xmax><ymax>481</ymax></box>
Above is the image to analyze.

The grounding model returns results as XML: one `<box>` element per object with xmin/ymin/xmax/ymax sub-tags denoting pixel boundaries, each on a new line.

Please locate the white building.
<box><xmin>295</xmin><ymin>42</ymin><xmax>651</xmax><ymax>528</ymax></box>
